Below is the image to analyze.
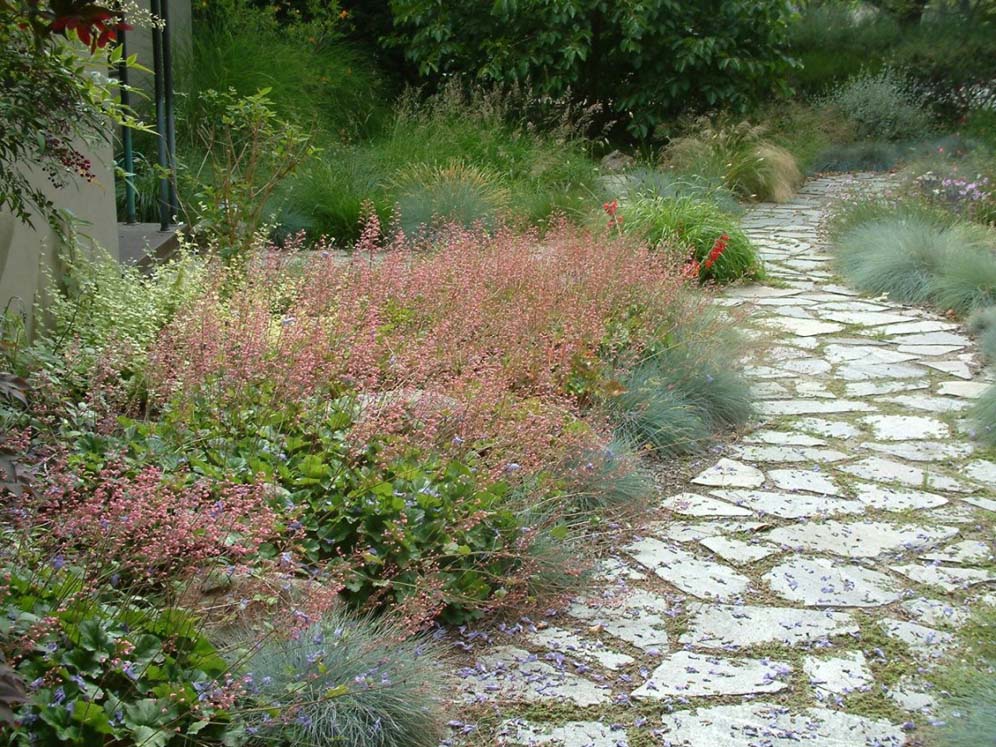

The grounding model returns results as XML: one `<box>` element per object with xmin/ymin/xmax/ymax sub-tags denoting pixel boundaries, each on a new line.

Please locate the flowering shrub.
<box><xmin>149</xmin><ymin>219</ymin><xmax>692</xmax><ymax>471</ymax></box>
<box><xmin>911</xmin><ymin>170</ymin><xmax>995</xmax><ymax>225</ymax></box>
<box><xmin>131</xmin><ymin>220</ymin><xmax>711</xmax><ymax>621</ymax></box>
<box><xmin>33</xmin><ymin>465</ymin><xmax>278</xmax><ymax>587</ymax></box>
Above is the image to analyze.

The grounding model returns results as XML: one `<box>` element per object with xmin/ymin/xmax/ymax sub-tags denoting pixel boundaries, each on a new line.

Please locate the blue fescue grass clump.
<box><xmin>561</xmin><ymin>438</ymin><xmax>654</xmax><ymax>513</ymax></box>
<box><xmin>622</xmin><ymin>195</ymin><xmax>763</xmax><ymax>283</ymax></box>
<box><xmin>831</xmin><ymin>203</ymin><xmax>996</xmax><ymax>315</ymax></box>
<box><xmin>935</xmin><ymin>605</ymin><xmax>996</xmax><ymax>746</ymax></box>
<box><xmin>971</xmin><ymin>385</ymin><xmax>996</xmax><ymax>446</ymax></box>
<box><xmin>608</xmin><ymin>322</ymin><xmax>753</xmax><ymax>455</ymax></box>
<box><xmin>968</xmin><ymin>307</ymin><xmax>996</xmax><ymax>363</ymax></box>
<box><xmin>240</xmin><ymin>610</ymin><xmax>446</xmax><ymax>747</ymax></box>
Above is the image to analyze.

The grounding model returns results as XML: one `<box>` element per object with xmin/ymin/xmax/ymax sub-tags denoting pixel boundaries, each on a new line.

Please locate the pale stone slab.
<box><xmin>661</xmin><ymin>492</ymin><xmax>753</xmax><ymax>518</ymax></box>
<box><xmin>625</xmin><ymin>538</ymin><xmax>751</xmax><ymax>600</ymax></box>
<box><xmin>965</xmin><ymin>459</ymin><xmax>996</xmax><ymax>485</ymax></box>
<box><xmin>726</xmin><ymin>285</ymin><xmax>802</xmax><ymax>299</ymax></box>
<box><xmin>691</xmin><ymin>458</ymin><xmax>765</xmax><ymax>488</ymax></box>
<box><xmin>526</xmin><ymin>627</ymin><xmax>635</xmax><ymax>671</ymax></box>
<box><xmin>759</xmin><ymin>316</ymin><xmax>845</xmax><ymax>337</ymax></box>
<box><xmin>880</xmin><ymin>394</ymin><xmax>970</xmax><ymax>413</ymax></box>
<box><xmin>823</xmin><ymin>344</ymin><xmax>917</xmax><ymax>364</ymax></box>
<box><xmin>845</xmin><ymin>380</ymin><xmax>928</xmax><ymax>397</ymax></box>
<box><xmin>662</xmin><ymin>520</ymin><xmax>770</xmax><ymax>544</ymax></box>
<box><xmin>593</xmin><ymin>557</ymin><xmax>647</xmax><ymax>583</ymax></box>
<box><xmin>818</xmin><ymin>301</ymin><xmax>892</xmax><ymax>313</ymax></box>
<box><xmin>963</xmin><ymin>495</ymin><xmax>996</xmax><ymax>513</ymax></box>
<box><xmin>743</xmin><ymin>430</ymin><xmax>827</xmax><ymax>446</ymax></box>
<box><xmin>567</xmin><ymin>589</ymin><xmax>671</xmax><ymax>652</ymax></box>
<box><xmin>461</xmin><ymin>646</ymin><xmax>610</xmax><ymax>706</ymax></box>
<box><xmin>731</xmin><ymin>445</ymin><xmax>849</xmax><ymax>463</ymax></box>
<box><xmin>938</xmin><ymin>380</ymin><xmax>990</xmax><ymax>398</ymax></box>
<box><xmin>860</xmin><ymin>441</ymin><xmax>973</xmax><ymax>462</ymax></box>
<box><xmin>860</xmin><ymin>414</ymin><xmax>950</xmax><ymax>441</ymax></box>
<box><xmin>838</xmin><ymin>457</ymin><xmax>968</xmax><ymax>492</ymax></box>
<box><xmin>881</xmin><ymin>619</ymin><xmax>953</xmax><ymax>657</ymax></box>
<box><xmin>878</xmin><ymin>320</ymin><xmax>959</xmax><ymax>335</ymax></box>
<box><xmin>657</xmin><ymin>703</ymin><xmax>905</xmax><ymax>747</ymax></box>
<box><xmin>765</xmin><ymin>558</ymin><xmax>902</xmax><ymax>607</ymax></box>
<box><xmin>804</xmin><ymin>651</ymin><xmax>873</xmax><ymax>697</ymax></box>
<box><xmin>925</xmin><ymin>504</ymin><xmax>979</xmax><ymax>524</ymax></box>
<box><xmin>498</xmin><ymin>721</ymin><xmax>626</xmax><ymax>747</ymax></box>
<box><xmin>888</xmin><ymin>677</ymin><xmax>938</xmax><ymax>713</ymax></box>
<box><xmin>818</xmin><ymin>310</ymin><xmax>915</xmax><ymax>326</ymax></box>
<box><xmin>757</xmin><ymin>399</ymin><xmax>875</xmax><ymax>416</ymax></box>
<box><xmin>852</xmin><ymin>483</ymin><xmax>948</xmax><ymax>511</ymax></box>
<box><xmin>777</xmin><ymin>358</ymin><xmax>833</xmax><ymax>376</ymax></box>
<box><xmin>923</xmin><ymin>360</ymin><xmax>974</xmax><ymax>379</ymax></box>
<box><xmin>794</xmin><ymin>418</ymin><xmax>861</xmax><ymax>439</ymax></box>
<box><xmin>891</xmin><ymin>563</ymin><xmax>996</xmax><ymax>591</ymax></box>
<box><xmin>901</xmin><ymin>597</ymin><xmax>967</xmax><ymax>627</ymax></box>
<box><xmin>767</xmin><ymin>469</ymin><xmax>843</xmax><ymax>496</ymax></box>
<box><xmin>678</xmin><ymin>604</ymin><xmax>858</xmax><ymax>650</ymax></box>
<box><xmin>897</xmin><ymin>344</ymin><xmax>963</xmax><ymax>356</ymax></box>
<box><xmin>836</xmin><ymin>361</ymin><xmax>930</xmax><ymax>381</ymax></box>
<box><xmin>921</xmin><ymin>540</ymin><xmax>992</xmax><ymax>565</ymax></box>
<box><xmin>890</xmin><ymin>331</ymin><xmax>971</xmax><ymax>347</ymax></box>
<box><xmin>631</xmin><ymin>651</ymin><xmax>790</xmax><ymax>699</ymax></box>
<box><xmin>699</xmin><ymin>535</ymin><xmax>778</xmax><ymax>565</ymax></box>
<box><xmin>795</xmin><ymin>381</ymin><xmax>836</xmax><ymax>398</ymax></box>
<box><xmin>764</xmin><ymin>521</ymin><xmax>958</xmax><ymax>558</ymax></box>
<box><xmin>752</xmin><ymin>381</ymin><xmax>792</xmax><ymax>399</ymax></box>
<box><xmin>710</xmin><ymin>489</ymin><xmax>863</xmax><ymax>519</ymax></box>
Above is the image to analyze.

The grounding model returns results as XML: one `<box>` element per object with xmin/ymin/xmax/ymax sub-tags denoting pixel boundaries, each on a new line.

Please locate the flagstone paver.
<box><xmin>446</xmin><ymin>174</ymin><xmax>996</xmax><ymax>746</ymax></box>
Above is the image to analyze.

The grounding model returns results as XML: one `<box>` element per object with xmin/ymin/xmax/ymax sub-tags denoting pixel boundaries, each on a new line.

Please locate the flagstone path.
<box><xmin>445</xmin><ymin>175</ymin><xmax>996</xmax><ymax>746</ymax></box>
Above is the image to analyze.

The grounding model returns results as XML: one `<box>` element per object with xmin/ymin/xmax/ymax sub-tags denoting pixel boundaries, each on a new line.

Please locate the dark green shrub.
<box><xmin>890</xmin><ymin>17</ymin><xmax>996</xmax><ymax>121</ymax></box>
<box><xmin>388</xmin><ymin>0</ymin><xmax>795</xmax><ymax>138</ymax></box>
<box><xmin>623</xmin><ymin>195</ymin><xmax>763</xmax><ymax>283</ymax></box>
<box><xmin>240</xmin><ymin>610</ymin><xmax>446</xmax><ymax>747</ymax></box>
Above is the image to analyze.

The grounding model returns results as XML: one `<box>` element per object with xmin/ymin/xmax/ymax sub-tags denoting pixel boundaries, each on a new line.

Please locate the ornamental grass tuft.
<box><xmin>622</xmin><ymin>195</ymin><xmax>762</xmax><ymax>283</ymax></box>
<box><xmin>240</xmin><ymin>609</ymin><xmax>446</xmax><ymax>747</ymax></box>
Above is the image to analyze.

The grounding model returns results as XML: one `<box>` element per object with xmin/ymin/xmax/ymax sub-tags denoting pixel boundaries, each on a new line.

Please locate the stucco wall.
<box><xmin>0</xmin><ymin>138</ymin><xmax>119</xmax><ymax>335</ymax></box>
<box><xmin>0</xmin><ymin>0</ymin><xmax>191</xmax><ymax>336</ymax></box>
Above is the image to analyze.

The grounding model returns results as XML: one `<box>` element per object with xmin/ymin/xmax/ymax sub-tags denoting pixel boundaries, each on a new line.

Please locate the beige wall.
<box><xmin>0</xmin><ymin>138</ymin><xmax>119</xmax><ymax>335</ymax></box>
<box><xmin>0</xmin><ymin>1</ymin><xmax>191</xmax><ymax>336</ymax></box>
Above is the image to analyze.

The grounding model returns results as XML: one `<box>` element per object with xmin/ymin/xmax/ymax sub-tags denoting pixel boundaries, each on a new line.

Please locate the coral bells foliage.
<box><xmin>33</xmin><ymin>464</ymin><xmax>278</xmax><ymax>584</ymax></box>
<box><xmin>149</xmin><ymin>218</ymin><xmax>692</xmax><ymax>472</ymax></box>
